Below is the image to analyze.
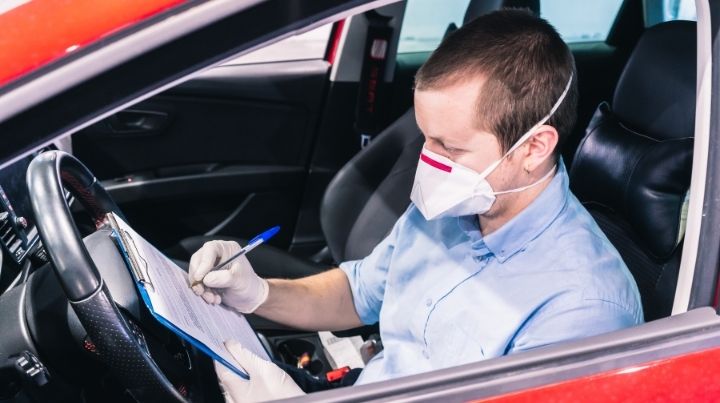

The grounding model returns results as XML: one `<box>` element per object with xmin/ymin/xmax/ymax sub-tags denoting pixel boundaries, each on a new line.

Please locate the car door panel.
<box><xmin>72</xmin><ymin>60</ymin><xmax>330</xmax><ymax>249</ymax></box>
<box><xmin>98</xmin><ymin>165</ymin><xmax>305</xmax><ymax>249</ymax></box>
<box><xmin>295</xmin><ymin>308</ymin><xmax>720</xmax><ymax>401</ymax></box>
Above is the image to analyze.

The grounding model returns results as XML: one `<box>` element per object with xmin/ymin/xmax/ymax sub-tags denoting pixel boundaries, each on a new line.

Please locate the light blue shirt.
<box><xmin>340</xmin><ymin>161</ymin><xmax>643</xmax><ymax>385</ymax></box>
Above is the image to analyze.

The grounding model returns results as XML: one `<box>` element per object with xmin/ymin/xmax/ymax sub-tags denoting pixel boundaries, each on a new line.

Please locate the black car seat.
<box><xmin>569</xmin><ymin>21</ymin><xmax>696</xmax><ymax>321</ymax></box>
<box><xmin>173</xmin><ymin>0</ymin><xmax>541</xmax><ymax>278</ymax></box>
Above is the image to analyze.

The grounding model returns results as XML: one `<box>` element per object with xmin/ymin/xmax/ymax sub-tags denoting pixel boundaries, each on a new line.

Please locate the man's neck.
<box><xmin>477</xmin><ymin>166</ymin><xmax>556</xmax><ymax>236</ymax></box>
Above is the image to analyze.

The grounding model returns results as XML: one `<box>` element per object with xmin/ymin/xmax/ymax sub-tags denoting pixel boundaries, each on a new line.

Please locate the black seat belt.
<box><xmin>354</xmin><ymin>11</ymin><xmax>393</xmax><ymax>149</ymax></box>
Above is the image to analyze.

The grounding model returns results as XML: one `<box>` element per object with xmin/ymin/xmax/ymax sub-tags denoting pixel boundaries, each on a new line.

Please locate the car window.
<box><xmin>397</xmin><ymin>0</ymin><xmax>471</xmax><ymax>53</ymax></box>
<box><xmin>223</xmin><ymin>24</ymin><xmax>332</xmax><ymax>65</ymax></box>
<box><xmin>540</xmin><ymin>0</ymin><xmax>623</xmax><ymax>43</ymax></box>
<box><xmin>398</xmin><ymin>0</ymin><xmax>624</xmax><ymax>54</ymax></box>
<box><xmin>645</xmin><ymin>0</ymin><xmax>697</xmax><ymax>26</ymax></box>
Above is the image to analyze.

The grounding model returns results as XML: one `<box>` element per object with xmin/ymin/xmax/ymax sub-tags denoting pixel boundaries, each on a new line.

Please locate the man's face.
<box><xmin>414</xmin><ymin>78</ymin><xmax>528</xmax><ymax>212</ymax></box>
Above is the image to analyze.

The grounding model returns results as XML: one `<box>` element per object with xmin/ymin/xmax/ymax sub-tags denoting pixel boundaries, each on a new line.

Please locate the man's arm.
<box><xmin>509</xmin><ymin>295</ymin><xmax>642</xmax><ymax>354</ymax></box>
<box><xmin>256</xmin><ymin>207</ymin><xmax>408</xmax><ymax>330</ymax></box>
<box><xmin>255</xmin><ymin>268</ymin><xmax>363</xmax><ymax>331</ymax></box>
<box><xmin>190</xmin><ymin>205</ymin><xmax>408</xmax><ymax>331</ymax></box>
<box><xmin>188</xmin><ymin>241</ymin><xmax>363</xmax><ymax>331</ymax></box>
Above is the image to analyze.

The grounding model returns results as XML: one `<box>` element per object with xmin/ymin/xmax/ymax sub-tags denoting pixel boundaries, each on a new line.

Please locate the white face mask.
<box><xmin>410</xmin><ymin>73</ymin><xmax>573</xmax><ymax>220</ymax></box>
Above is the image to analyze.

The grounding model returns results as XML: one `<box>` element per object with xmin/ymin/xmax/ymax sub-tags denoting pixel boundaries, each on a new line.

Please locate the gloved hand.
<box><xmin>216</xmin><ymin>340</ymin><xmax>305</xmax><ymax>403</ymax></box>
<box><xmin>188</xmin><ymin>240</ymin><xmax>269</xmax><ymax>313</ymax></box>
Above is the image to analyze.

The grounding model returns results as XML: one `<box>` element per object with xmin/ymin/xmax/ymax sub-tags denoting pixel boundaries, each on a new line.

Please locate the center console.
<box><xmin>254</xmin><ymin>326</ymin><xmax>375</xmax><ymax>384</ymax></box>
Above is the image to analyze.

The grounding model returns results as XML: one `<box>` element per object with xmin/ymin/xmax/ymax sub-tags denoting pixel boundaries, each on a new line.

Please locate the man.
<box><xmin>189</xmin><ymin>9</ymin><xmax>643</xmax><ymax>402</ymax></box>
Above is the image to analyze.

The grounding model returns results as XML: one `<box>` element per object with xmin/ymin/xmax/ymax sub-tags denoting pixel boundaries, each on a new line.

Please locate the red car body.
<box><xmin>482</xmin><ymin>346</ymin><xmax>720</xmax><ymax>402</ymax></box>
<box><xmin>0</xmin><ymin>0</ymin><xmax>185</xmax><ymax>87</ymax></box>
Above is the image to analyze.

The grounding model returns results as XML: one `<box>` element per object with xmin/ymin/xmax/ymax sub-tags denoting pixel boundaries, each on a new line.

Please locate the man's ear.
<box><xmin>523</xmin><ymin>124</ymin><xmax>559</xmax><ymax>171</ymax></box>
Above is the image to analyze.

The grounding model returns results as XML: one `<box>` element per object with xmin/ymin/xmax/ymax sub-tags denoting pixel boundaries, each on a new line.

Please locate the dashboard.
<box><xmin>0</xmin><ymin>148</ymin><xmax>67</xmax><ymax>292</ymax></box>
<box><xmin>0</xmin><ymin>151</ymin><xmax>39</xmax><ymax>262</ymax></box>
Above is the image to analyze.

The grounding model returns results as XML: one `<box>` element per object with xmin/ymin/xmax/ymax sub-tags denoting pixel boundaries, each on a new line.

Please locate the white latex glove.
<box><xmin>216</xmin><ymin>340</ymin><xmax>305</xmax><ymax>403</ymax></box>
<box><xmin>188</xmin><ymin>240</ymin><xmax>269</xmax><ymax>313</ymax></box>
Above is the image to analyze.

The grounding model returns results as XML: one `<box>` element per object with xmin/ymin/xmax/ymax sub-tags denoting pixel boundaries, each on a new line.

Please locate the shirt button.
<box><xmin>422</xmin><ymin>349</ymin><xmax>430</xmax><ymax>359</ymax></box>
<box><xmin>425</xmin><ymin>298</ymin><xmax>432</xmax><ymax>307</ymax></box>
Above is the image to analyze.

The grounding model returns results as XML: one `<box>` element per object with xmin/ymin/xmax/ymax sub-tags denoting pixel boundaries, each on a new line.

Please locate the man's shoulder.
<box><xmin>537</xmin><ymin>193</ymin><xmax>642</xmax><ymax>313</ymax></box>
<box><xmin>548</xmin><ymin>192</ymin><xmax>622</xmax><ymax>259</ymax></box>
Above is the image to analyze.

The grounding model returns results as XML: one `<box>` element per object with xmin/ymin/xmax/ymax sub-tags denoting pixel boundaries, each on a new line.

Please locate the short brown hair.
<box><xmin>415</xmin><ymin>9</ymin><xmax>578</xmax><ymax>158</ymax></box>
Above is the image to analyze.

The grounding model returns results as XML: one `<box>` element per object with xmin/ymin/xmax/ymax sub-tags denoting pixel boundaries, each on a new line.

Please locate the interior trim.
<box><xmin>100</xmin><ymin>166</ymin><xmax>304</xmax><ymax>204</ymax></box>
<box><xmin>329</xmin><ymin>1</ymin><xmax>405</xmax><ymax>83</ymax></box>
<box><xmin>673</xmin><ymin>0</ymin><xmax>712</xmax><ymax>315</ymax></box>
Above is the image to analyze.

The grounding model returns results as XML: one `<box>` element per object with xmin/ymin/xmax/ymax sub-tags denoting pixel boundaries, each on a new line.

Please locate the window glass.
<box><xmin>665</xmin><ymin>0</ymin><xmax>697</xmax><ymax>21</ymax></box>
<box><xmin>645</xmin><ymin>0</ymin><xmax>697</xmax><ymax>26</ymax></box>
<box><xmin>224</xmin><ymin>24</ymin><xmax>332</xmax><ymax>65</ymax></box>
<box><xmin>398</xmin><ymin>0</ymin><xmax>471</xmax><ymax>53</ymax></box>
<box><xmin>398</xmin><ymin>0</ymin><xmax>625</xmax><ymax>54</ymax></box>
<box><xmin>540</xmin><ymin>0</ymin><xmax>623</xmax><ymax>43</ymax></box>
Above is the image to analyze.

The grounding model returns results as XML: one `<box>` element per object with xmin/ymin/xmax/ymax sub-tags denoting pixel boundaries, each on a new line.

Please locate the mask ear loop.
<box><xmin>479</xmin><ymin>72</ymin><xmax>574</xmax><ymax>180</ymax></box>
<box><xmin>478</xmin><ymin>73</ymin><xmax>572</xmax><ymax>195</ymax></box>
<box><xmin>502</xmin><ymin>72</ymin><xmax>574</xmax><ymax>159</ymax></box>
<box><xmin>493</xmin><ymin>164</ymin><xmax>557</xmax><ymax>195</ymax></box>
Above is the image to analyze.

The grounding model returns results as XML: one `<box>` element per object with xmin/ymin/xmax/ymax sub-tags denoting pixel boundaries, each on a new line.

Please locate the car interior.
<box><xmin>0</xmin><ymin>0</ymin><xmax>710</xmax><ymax>401</ymax></box>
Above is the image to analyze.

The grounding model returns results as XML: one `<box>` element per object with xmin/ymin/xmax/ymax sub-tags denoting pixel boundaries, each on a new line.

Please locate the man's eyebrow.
<box><xmin>425</xmin><ymin>134</ymin><xmax>446</xmax><ymax>144</ymax></box>
<box><xmin>427</xmin><ymin>135</ymin><xmax>466</xmax><ymax>150</ymax></box>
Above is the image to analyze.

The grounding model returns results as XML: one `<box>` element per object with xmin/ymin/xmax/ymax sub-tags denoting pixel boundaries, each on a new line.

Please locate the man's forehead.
<box><xmin>414</xmin><ymin>78</ymin><xmax>489</xmax><ymax>144</ymax></box>
<box><xmin>414</xmin><ymin>76</ymin><xmax>485</xmax><ymax>106</ymax></box>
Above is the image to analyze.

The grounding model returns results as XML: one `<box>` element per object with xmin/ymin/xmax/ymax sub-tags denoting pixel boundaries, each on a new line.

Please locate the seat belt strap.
<box><xmin>355</xmin><ymin>11</ymin><xmax>393</xmax><ymax>149</ymax></box>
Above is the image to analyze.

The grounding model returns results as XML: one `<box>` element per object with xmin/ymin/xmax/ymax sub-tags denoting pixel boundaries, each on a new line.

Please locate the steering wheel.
<box><xmin>27</xmin><ymin>150</ymin><xmax>186</xmax><ymax>401</ymax></box>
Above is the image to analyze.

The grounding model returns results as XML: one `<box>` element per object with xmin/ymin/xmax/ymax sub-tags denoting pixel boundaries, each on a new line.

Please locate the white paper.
<box><xmin>109</xmin><ymin>213</ymin><xmax>270</xmax><ymax>374</ymax></box>
<box><xmin>318</xmin><ymin>331</ymin><xmax>365</xmax><ymax>369</ymax></box>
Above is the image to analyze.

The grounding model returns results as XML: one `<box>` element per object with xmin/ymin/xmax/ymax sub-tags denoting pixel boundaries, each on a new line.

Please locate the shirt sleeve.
<box><xmin>339</xmin><ymin>208</ymin><xmax>409</xmax><ymax>325</ymax></box>
<box><xmin>508</xmin><ymin>293</ymin><xmax>640</xmax><ymax>353</ymax></box>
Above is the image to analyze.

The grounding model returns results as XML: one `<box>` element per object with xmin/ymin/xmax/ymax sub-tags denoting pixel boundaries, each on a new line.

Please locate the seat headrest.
<box><xmin>613</xmin><ymin>21</ymin><xmax>696</xmax><ymax>140</ymax></box>
<box><xmin>463</xmin><ymin>0</ymin><xmax>540</xmax><ymax>25</ymax></box>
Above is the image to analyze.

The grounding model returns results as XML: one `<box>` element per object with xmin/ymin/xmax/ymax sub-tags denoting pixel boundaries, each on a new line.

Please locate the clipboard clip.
<box><xmin>121</xmin><ymin>230</ymin><xmax>155</xmax><ymax>293</ymax></box>
<box><xmin>107</xmin><ymin>212</ymin><xmax>155</xmax><ymax>292</ymax></box>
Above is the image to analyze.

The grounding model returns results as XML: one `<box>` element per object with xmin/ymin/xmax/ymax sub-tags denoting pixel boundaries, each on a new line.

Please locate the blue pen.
<box><xmin>191</xmin><ymin>226</ymin><xmax>280</xmax><ymax>287</ymax></box>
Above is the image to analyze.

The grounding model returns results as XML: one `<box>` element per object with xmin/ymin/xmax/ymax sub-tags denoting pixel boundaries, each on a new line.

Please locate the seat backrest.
<box><xmin>322</xmin><ymin>110</ymin><xmax>423</xmax><ymax>262</ymax></box>
<box><xmin>320</xmin><ymin>1</ymin><xmax>541</xmax><ymax>263</ymax></box>
<box><xmin>569</xmin><ymin>21</ymin><xmax>696</xmax><ymax>321</ymax></box>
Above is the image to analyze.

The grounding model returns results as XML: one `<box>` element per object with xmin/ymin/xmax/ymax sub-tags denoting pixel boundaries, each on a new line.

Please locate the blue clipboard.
<box><xmin>107</xmin><ymin>217</ymin><xmax>253</xmax><ymax>380</ymax></box>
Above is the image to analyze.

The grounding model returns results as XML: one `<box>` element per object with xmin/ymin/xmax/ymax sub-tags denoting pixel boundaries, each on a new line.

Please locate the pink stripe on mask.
<box><xmin>420</xmin><ymin>153</ymin><xmax>452</xmax><ymax>172</ymax></box>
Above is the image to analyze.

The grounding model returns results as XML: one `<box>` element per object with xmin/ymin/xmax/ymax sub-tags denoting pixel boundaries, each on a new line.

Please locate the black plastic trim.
<box><xmin>101</xmin><ymin>165</ymin><xmax>305</xmax><ymax>205</ymax></box>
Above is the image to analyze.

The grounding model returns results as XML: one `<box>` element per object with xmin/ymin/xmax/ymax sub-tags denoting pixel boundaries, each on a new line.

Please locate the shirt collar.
<box><xmin>457</xmin><ymin>158</ymin><xmax>570</xmax><ymax>262</ymax></box>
